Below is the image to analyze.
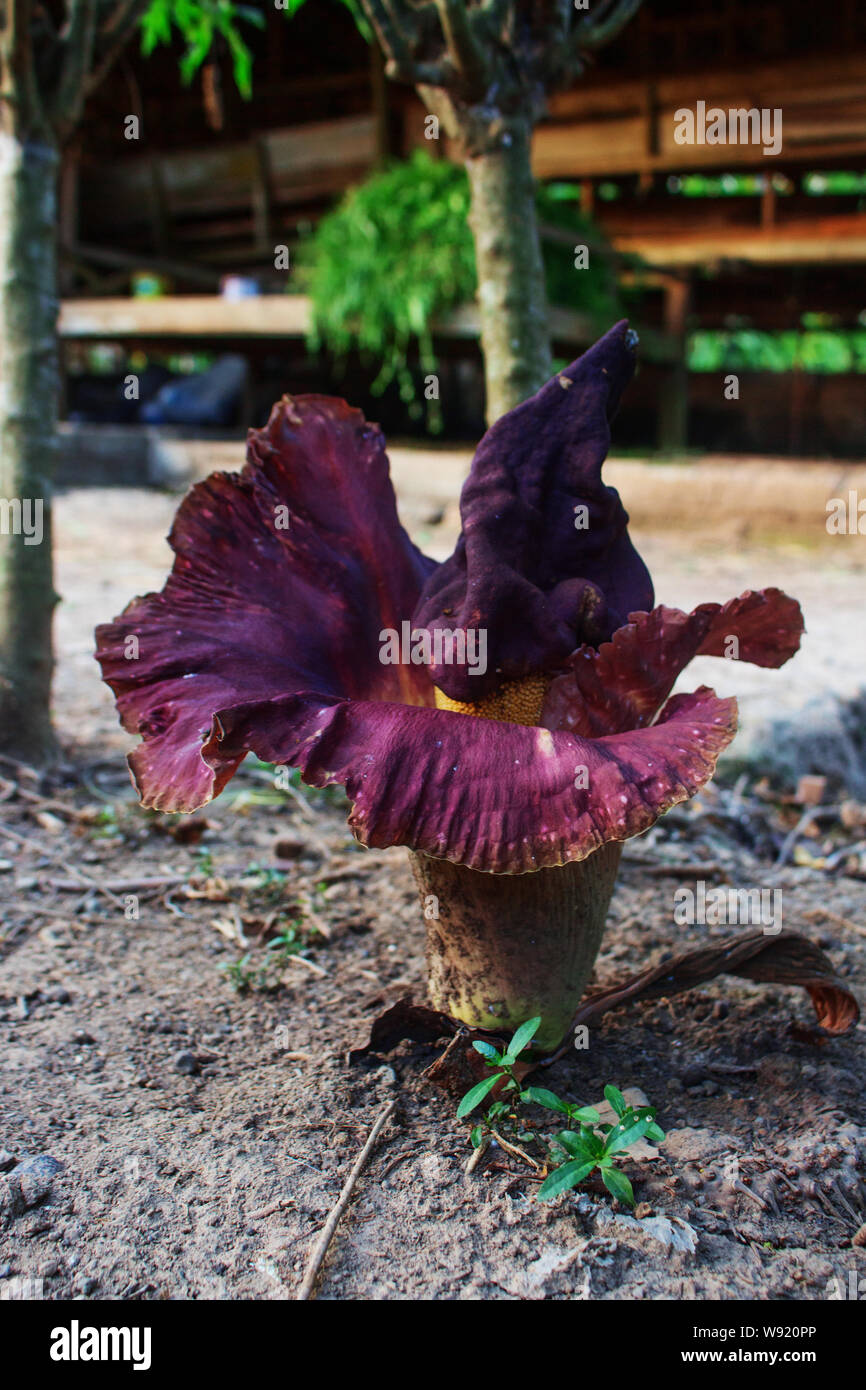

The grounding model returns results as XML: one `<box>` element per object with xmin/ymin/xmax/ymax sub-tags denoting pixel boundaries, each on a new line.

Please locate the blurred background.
<box><xmin>60</xmin><ymin>0</ymin><xmax>866</xmax><ymax>462</ymax></box>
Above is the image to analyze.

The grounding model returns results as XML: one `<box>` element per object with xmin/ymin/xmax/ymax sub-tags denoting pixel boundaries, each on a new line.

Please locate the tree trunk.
<box><xmin>411</xmin><ymin>842</ymin><xmax>623</xmax><ymax>1052</ymax></box>
<box><xmin>0</xmin><ymin>132</ymin><xmax>60</xmax><ymax>762</ymax></box>
<box><xmin>465</xmin><ymin>119</ymin><xmax>552</xmax><ymax>422</ymax></box>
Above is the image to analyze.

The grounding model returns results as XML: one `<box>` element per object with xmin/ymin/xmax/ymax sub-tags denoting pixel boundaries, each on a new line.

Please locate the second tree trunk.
<box><xmin>465</xmin><ymin>119</ymin><xmax>552</xmax><ymax>422</ymax></box>
<box><xmin>0</xmin><ymin>133</ymin><xmax>60</xmax><ymax>762</ymax></box>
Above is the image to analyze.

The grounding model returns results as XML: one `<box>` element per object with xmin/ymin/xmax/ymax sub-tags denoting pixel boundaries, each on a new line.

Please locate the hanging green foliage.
<box><xmin>300</xmin><ymin>150</ymin><xmax>628</xmax><ymax>430</ymax></box>
<box><xmin>142</xmin><ymin>0</ymin><xmax>266</xmax><ymax>98</ymax></box>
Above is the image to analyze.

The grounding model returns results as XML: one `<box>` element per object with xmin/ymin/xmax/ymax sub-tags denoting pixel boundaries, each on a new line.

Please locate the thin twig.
<box><xmin>465</xmin><ymin>1137</ymin><xmax>490</xmax><ymax>1174</ymax></box>
<box><xmin>296</xmin><ymin>1100</ymin><xmax>397</xmax><ymax>1300</ymax></box>
<box><xmin>47</xmin><ymin>873</ymin><xmax>185</xmax><ymax>893</ymax></box>
<box><xmin>285</xmin><ymin>953</ymin><xmax>328</xmax><ymax>978</ymax></box>
<box><xmin>621</xmin><ymin>858</ymin><xmax>724</xmax><ymax>878</ymax></box>
<box><xmin>490</xmin><ymin>1128</ymin><xmax>541</xmax><ymax>1172</ymax></box>
<box><xmin>775</xmin><ymin>804</ymin><xmax>842</xmax><ymax>868</ymax></box>
<box><xmin>732</xmin><ymin>1179</ymin><xmax>768</xmax><ymax>1212</ymax></box>
<box><xmin>0</xmin><ymin>824</ymin><xmax>125</xmax><ymax>909</ymax></box>
<box><xmin>804</xmin><ymin>906</ymin><xmax>866</xmax><ymax>940</ymax></box>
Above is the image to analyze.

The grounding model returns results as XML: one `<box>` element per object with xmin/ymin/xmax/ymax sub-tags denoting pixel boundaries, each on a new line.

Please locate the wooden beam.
<box><xmin>251</xmin><ymin>137</ymin><xmax>274</xmax><ymax>256</ymax></box>
<box><xmin>535</xmin><ymin>51</ymin><xmax>866</xmax><ymax>179</ymax></box>
<box><xmin>611</xmin><ymin>212</ymin><xmax>866</xmax><ymax>266</ymax></box>
<box><xmin>59</xmin><ymin>295</ymin><xmax>315</xmax><ymax>339</ymax></box>
<box><xmin>57</xmin><ymin>294</ymin><xmax>678</xmax><ymax>362</ymax></box>
<box><xmin>548</xmin><ymin>52</ymin><xmax>866</xmax><ymax>120</ymax></box>
<box><xmin>80</xmin><ymin>116</ymin><xmax>378</xmax><ymax>231</ymax></box>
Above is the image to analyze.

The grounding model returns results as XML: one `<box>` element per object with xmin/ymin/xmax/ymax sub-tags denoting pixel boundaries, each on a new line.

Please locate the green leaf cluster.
<box><xmin>142</xmin><ymin>0</ymin><xmax>266</xmax><ymax>98</ymax></box>
<box><xmin>689</xmin><ymin>328</ymin><xmax>866</xmax><ymax>374</ymax></box>
<box><xmin>457</xmin><ymin>1017</ymin><xmax>664</xmax><ymax>1209</ymax></box>
<box><xmin>301</xmin><ymin>151</ymin><xmax>626</xmax><ymax>429</ymax></box>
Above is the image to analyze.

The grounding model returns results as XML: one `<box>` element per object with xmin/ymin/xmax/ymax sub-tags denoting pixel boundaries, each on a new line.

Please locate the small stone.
<box><xmin>42</xmin><ymin>987</ymin><xmax>71</xmax><ymax>1004</ymax></box>
<box><xmin>17</xmin><ymin>1154</ymin><xmax>64</xmax><ymax>1208</ymax></box>
<box><xmin>77</xmin><ymin>1276</ymin><xmax>99</xmax><ymax>1295</ymax></box>
<box><xmin>72</xmin><ymin>1030</ymin><xmax>95</xmax><ymax>1045</ymax></box>
<box><xmin>173</xmin><ymin>1050</ymin><xmax>199</xmax><ymax>1075</ymax></box>
<box><xmin>0</xmin><ymin>1263</ymin><xmax>11</xmax><ymax>1277</ymax></box>
<box><xmin>664</xmin><ymin>1128</ymin><xmax>739</xmax><ymax>1164</ymax></box>
<box><xmin>852</xmin><ymin>1223</ymin><xmax>866</xmax><ymax>1248</ymax></box>
<box><xmin>0</xmin><ymin>1175</ymin><xmax>23</xmax><ymax>1221</ymax></box>
<box><xmin>603</xmin><ymin>1211</ymin><xmax>699</xmax><ymax>1255</ymax></box>
<box><xmin>682</xmin><ymin>1065</ymin><xmax>708</xmax><ymax>1087</ymax></box>
<box><xmin>369</xmin><ymin>1065</ymin><xmax>397</xmax><ymax>1089</ymax></box>
<box><xmin>795</xmin><ymin>774</ymin><xmax>827</xmax><ymax>806</ymax></box>
<box><xmin>273</xmin><ymin>837</ymin><xmax>307</xmax><ymax>860</ymax></box>
<box><xmin>0</xmin><ymin>1150</ymin><xmax>15</xmax><ymax>1173</ymax></box>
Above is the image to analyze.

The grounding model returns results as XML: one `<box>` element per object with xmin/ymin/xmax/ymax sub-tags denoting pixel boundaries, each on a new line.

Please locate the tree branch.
<box><xmin>361</xmin><ymin>0</ymin><xmax>450</xmax><ymax>87</ymax></box>
<box><xmin>0</xmin><ymin>0</ymin><xmax>43</xmax><ymax>134</ymax></box>
<box><xmin>84</xmin><ymin>0</ymin><xmax>150</xmax><ymax>98</ymax></box>
<box><xmin>433</xmin><ymin>0</ymin><xmax>490</xmax><ymax>95</ymax></box>
<box><xmin>51</xmin><ymin>0</ymin><xmax>98</xmax><ymax>129</ymax></box>
<box><xmin>574</xmin><ymin>0</ymin><xmax>642</xmax><ymax>53</ymax></box>
<box><xmin>537</xmin><ymin>0</ymin><xmax>572</xmax><ymax>50</ymax></box>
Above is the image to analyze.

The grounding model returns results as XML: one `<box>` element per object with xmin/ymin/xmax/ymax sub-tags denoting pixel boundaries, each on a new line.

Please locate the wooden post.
<box><xmin>58</xmin><ymin>148</ymin><xmax>80</xmax><ymax>294</ymax></box>
<box><xmin>370</xmin><ymin>41</ymin><xmax>390</xmax><ymax>165</ymax></box>
<box><xmin>147</xmin><ymin>155</ymin><xmax>170</xmax><ymax>256</ymax></box>
<box><xmin>657</xmin><ymin>275</ymin><xmax>690</xmax><ymax>454</ymax></box>
<box><xmin>252</xmin><ymin>137</ymin><xmax>273</xmax><ymax>256</ymax></box>
<box><xmin>788</xmin><ymin>363</ymin><xmax>806</xmax><ymax>456</ymax></box>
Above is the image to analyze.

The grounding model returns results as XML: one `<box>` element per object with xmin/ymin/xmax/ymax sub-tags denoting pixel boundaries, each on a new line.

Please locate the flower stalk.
<box><xmin>412</xmin><ymin>843</ymin><xmax>622</xmax><ymax>1052</ymax></box>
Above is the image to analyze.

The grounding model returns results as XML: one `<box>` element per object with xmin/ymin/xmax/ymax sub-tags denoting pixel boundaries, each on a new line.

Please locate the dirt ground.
<box><xmin>1</xmin><ymin>472</ymin><xmax>865</xmax><ymax>1302</ymax></box>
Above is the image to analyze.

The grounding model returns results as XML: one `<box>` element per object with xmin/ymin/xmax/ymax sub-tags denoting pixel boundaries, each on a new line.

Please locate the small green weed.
<box><xmin>457</xmin><ymin>1016</ymin><xmax>664</xmax><ymax>1208</ymax></box>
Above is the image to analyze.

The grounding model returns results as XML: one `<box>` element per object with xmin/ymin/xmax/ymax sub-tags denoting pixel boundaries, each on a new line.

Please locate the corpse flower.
<box><xmin>95</xmin><ymin>322</ymin><xmax>806</xmax><ymax>1052</ymax></box>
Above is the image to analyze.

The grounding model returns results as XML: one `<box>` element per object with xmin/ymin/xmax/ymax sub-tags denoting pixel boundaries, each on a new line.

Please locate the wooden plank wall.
<box><xmin>534</xmin><ymin>54</ymin><xmax>866</xmax><ymax>178</ymax></box>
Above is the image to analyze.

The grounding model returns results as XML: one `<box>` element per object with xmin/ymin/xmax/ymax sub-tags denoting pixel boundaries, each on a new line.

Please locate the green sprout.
<box><xmin>191</xmin><ymin>845</ymin><xmax>215</xmax><ymax>877</ymax></box>
<box><xmin>529</xmin><ymin>1082</ymin><xmax>664</xmax><ymax>1206</ymax></box>
<box><xmin>456</xmin><ymin>1015</ymin><xmax>542</xmax><ymax>1125</ymax></box>
<box><xmin>219</xmin><ymin>921</ymin><xmax>306</xmax><ymax>992</ymax></box>
<box><xmin>456</xmin><ymin>1017</ymin><xmax>664</xmax><ymax>1208</ymax></box>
